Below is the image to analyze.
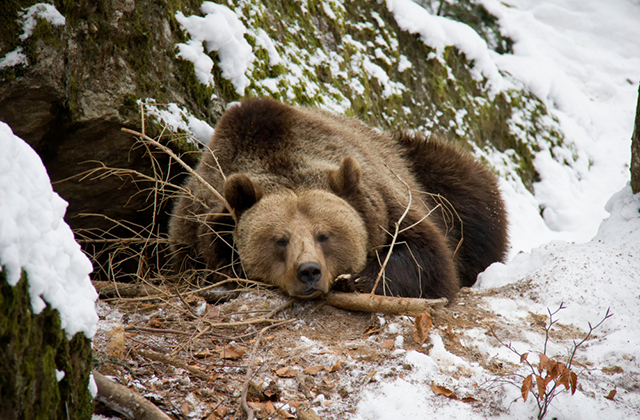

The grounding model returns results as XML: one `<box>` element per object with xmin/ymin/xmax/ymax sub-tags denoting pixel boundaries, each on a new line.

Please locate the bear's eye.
<box><xmin>316</xmin><ymin>233</ymin><xmax>330</xmax><ymax>243</ymax></box>
<box><xmin>274</xmin><ymin>237</ymin><xmax>289</xmax><ymax>247</ymax></box>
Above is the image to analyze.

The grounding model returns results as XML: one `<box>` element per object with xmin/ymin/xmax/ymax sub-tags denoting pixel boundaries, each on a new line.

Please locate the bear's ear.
<box><xmin>328</xmin><ymin>156</ymin><xmax>362</xmax><ymax>196</ymax></box>
<box><xmin>224</xmin><ymin>174</ymin><xmax>263</xmax><ymax>220</ymax></box>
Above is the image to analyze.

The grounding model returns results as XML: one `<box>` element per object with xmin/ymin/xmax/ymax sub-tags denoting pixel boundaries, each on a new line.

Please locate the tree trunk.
<box><xmin>631</xmin><ymin>84</ymin><xmax>640</xmax><ymax>194</ymax></box>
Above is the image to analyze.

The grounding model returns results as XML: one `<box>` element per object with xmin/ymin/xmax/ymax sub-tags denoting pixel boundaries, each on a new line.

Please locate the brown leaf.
<box><xmin>520</xmin><ymin>352</ymin><xmax>529</xmax><ymax>363</ymax></box>
<box><xmin>218</xmin><ymin>345</ymin><xmax>245</xmax><ymax>360</ymax></box>
<box><xmin>363</xmin><ymin>370</ymin><xmax>377</xmax><ymax>384</ymax></box>
<box><xmin>381</xmin><ymin>339</ymin><xmax>395</xmax><ymax>350</ymax></box>
<box><xmin>546</xmin><ymin>359</ymin><xmax>559</xmax><ymax>380</ymax></box>
<box><xmin>535</xmin><ymin>374</ymin><xmax>546</xmax><ymax>397</ymax></box>
<box><xmin>303</xmin><ymin>365</ymin><xmax>324</xmax><ymax>375</ymax></box>
<box><xmin>461</xmin><ymin>397</ymin><xmax>477</xmax><ymax>403</ymax></box>
<box><xmin>430</xmin><ymin>382</ymin><xmax>457</xmax><ymax>399</ymax></box>
<box><xmin>275</xmin><ymin>366</ymin><xmax>299</xmax><ymax>378</ymax></box>
<box><xmin>264</xmin><ymin>401</ymin><xmax>276</xmax><ymax>414</ymax></box>
<box><xmin>413</xmin><ymin>310</ymin><xmax>433</xmax><ymax>345</ymax></box>
<box><xmin>521</xmin><ymin>374</ymin><xmax>533</xmax><ymax>402</ymax></box>
<box><xmin>538</xmin><ymin>354</ymin><xmax>549</xmax><ymax>373</ymax></box>
<box><xmin>605</xmin><ymin>388</ymin><xmax>617</xmax><ymax>400</ymax></box>
<box><xmin>557</xmin><ymin>369</ymin><xmax>571</xmax><ymax>390</ymax></box>
<box><xmin>570</xmin><ymin>371</ymin><xmax>578</xmax><ymax>395</ymax></box>
<box><xmin>328</xmin><ymin>360</ymin><xmax>342</xmax><ymax>372</ymax></box>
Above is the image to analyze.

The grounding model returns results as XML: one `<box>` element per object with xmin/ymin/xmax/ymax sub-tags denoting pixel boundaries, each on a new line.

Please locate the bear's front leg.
<box><xmin>334</xmin><ymin>223</ymin><xmax>459</xmax><ymax>300</ymax></box>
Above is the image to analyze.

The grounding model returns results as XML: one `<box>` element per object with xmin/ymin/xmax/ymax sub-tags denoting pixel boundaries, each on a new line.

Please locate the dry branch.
<box><xmin>93</xmin><ymin>370</ymin><xmax>172</xmax><ymax>420</ymax></box>
<box><xmin>121</xmin><ymin>127</ymin><xmax>234</xmax><ymax>218</ymax></box>
<box><xmin>93</xmin><ymin>280</ymin><xmax>168</xmax><ymax>299</ymax></box>
<box><xmin>138</xmin><ymin>350</ymin><xmax>210</xmax><ymax>380</ymax></box>
<box><xmin>323</xmin><ymin>291</ymin><xmax>447</xmax><ymax>316</ymax></box>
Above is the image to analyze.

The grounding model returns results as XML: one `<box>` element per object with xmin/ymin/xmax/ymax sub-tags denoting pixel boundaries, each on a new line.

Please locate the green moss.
<box><xmin>0</xmin><ymin>268</ymin><xmax>94</xmax><ymax>419</ymax></box>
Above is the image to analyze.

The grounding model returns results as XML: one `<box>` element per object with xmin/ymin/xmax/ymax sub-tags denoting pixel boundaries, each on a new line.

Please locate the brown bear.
<box><xmin>169</xmin><ymin>97</ymin><xmax>508</xmax><ymax>301</ymax></box>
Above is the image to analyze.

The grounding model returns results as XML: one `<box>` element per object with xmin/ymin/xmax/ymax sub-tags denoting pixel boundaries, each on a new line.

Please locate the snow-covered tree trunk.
<box><xmin>631</xmin><ymin>85</ymin><xmax>640</xmax><ymax>194</ymax></box>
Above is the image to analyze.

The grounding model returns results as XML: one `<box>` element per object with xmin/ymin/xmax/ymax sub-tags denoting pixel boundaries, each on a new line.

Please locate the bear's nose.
<box><xmin>297</xmin><ymin>262</ymin><xmax>322</xmax><ymax>285</ymax></box>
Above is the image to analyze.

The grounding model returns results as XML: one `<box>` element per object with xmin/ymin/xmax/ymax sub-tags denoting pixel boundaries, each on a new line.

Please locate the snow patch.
<box><xmin>0</xmin><ymin>121</ymin><xmax>98</xmax><ymax>340</ymax></box>
<box><xmin>175</xmin><ymin>2</ymin><xmax>254</xmax><ymax>95</ymax></box>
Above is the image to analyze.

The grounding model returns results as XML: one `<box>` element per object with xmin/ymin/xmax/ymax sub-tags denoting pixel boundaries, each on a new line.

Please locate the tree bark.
<box><xmin>631</xmin><ymin>84</ymin><xmax>640</xmax><ymax>194</ymax></box>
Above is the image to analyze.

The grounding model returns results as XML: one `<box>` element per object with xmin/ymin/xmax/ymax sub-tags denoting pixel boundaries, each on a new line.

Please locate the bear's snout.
<box><xmin>297</xmin><ymin>262</ymin><xmax>322</xmax><ymax>285</ymax></box>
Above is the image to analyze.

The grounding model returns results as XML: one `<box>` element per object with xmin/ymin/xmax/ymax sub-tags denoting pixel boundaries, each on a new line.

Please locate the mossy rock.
<box><xmin>0</xmin><ymin>268</ymin><xmax>94</xmax><ymax>420</ymax></box>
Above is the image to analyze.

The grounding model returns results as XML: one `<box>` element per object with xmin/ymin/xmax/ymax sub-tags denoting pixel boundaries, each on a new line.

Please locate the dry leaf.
<box><xmin>546</xmin><ymin>358</ymin><xmax>559</xmax><ymax>380</ymax></box>
<box><xmin>520</xmin><ymin>352</ymin><xmax>529</xmax><ymax>363</ymax></box>
<box><xmin>264</xmin><ymin>401</ymin><xmax>276</xmax><ymax>414</ymax></box>
<box><xmin>535</xmin><ymin>374</ymin><xmax>546</xmax><ymax>397</ymax></box>
<box><xmin>363</xmin><ymin>370</ymin><xmax>377</xmax><ymax>383</ymax></box>
<box><xmin>328</xmin><ymin>360</ymin><xmax>342</xmax><ymax>372</ymax></box>
<box><xmin>413</xmin><ymin>310</ymin><xmax>433</xmax><ymax>345</ymax></box>
<box><xmin>219</xmin><ymin>345</ymin><xmax>245</xmax><ymax>360</ymax></box>
<box><xmin>521</xmin><ymin>374</ymin><xmax>533</xmax><ymax>402</ymax></box>
<box><xmin>538</xmin><ymin>354</ymin><xmax>549</xmax><ymax>373</ymax></box>
<box><xmin>557</xmin><ymin>369</ymin><xmax>571</xmax><ymax>390</ymax></box>
<box><xmin>430</xmin><ymin>382</ymin><xmax>457</xmax><ymax>399</ymax></box>
<box><xmin>288</xmin><ymin>400</ymin><xmax>301</xmax><ymax>409</ymax></box>
<box><xmin>570</xmin><ymin>371</ymin><xmax>578</xmax><ymax>395</ymax></box>
<box><xmin>605</xmin><ymin>388</ymin><xmax>617</xmax><ymax>400</ymax></box>
<box><xmin>247</xmin><ymin>402</ymin><xmax>265</xmax><ymax>410</ymax></box>
<box><xmin>381</xmin><ymin>339</ymin><xmax>395</xmax><ymax>350</ymax></box>
<box><xmin>303</xmin><ymin>365</ymin><xmax>324</xmax><ymax>375</ymax></box>
<box><xmin>275</xmin><ymin>366</ymin><xmax>299</xmax><ymax>378</ymax></box>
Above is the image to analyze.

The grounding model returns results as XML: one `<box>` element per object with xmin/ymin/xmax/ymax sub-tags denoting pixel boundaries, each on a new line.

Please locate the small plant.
<box><xmin>491</xmin><ymin>303</ymin><xmax>612</xmax><ymax>420</ymax></box>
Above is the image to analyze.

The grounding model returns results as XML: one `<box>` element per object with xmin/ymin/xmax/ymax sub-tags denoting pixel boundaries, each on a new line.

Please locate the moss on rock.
<box><xmin>0</xmin><ymin>268</ymin><xmax>94</xmax><ymax>420</ymax></box>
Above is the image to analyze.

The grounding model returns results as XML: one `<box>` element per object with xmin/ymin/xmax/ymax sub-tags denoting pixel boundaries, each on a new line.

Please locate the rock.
<box><xmin>0</xmin><ymin>270</ymin><xmax>94</xmax><ymax>420</ymax></box>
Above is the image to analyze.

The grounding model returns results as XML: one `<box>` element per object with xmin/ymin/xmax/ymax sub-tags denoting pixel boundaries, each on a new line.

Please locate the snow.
<box><xmin>175</xmin><ymin>2</ymin><xmax>255</xmax><ymax>95</ymax></box>
<box><xmin>0</xmin><ymin>2</ymin><xmax>66</xmax><ymax>69</ymax></box>
<box><xmin>19</xmin><ymin>2</ymin><xmax>66</xmax><ymax>41</ymax></box>
<box><xmin>140</xmin><ymin>99</ymin><xmax>215</xmax><ymax>146</ymax></box>
<box><xmin>0</xmin><ymin>122</ymin><xmax>98</xmax><ymax>340</ymax></box>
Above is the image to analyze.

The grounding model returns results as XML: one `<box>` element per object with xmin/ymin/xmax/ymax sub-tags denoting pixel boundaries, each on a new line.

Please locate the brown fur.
<box><xmin>169</xmin><ymin>97</ymin><xmax>508</xmax><ymax>300</ymax></box>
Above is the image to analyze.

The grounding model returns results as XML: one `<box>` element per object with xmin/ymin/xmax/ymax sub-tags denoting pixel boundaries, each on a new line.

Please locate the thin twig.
<box><xmin>121</xmin><ymin>127</ymin><xmax>234</xmax><ymax>219</ymax></box>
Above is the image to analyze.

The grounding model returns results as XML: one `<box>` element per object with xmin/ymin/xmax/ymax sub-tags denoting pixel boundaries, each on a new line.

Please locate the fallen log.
<box><xmin>93</xmin><ymin>370</ymin><xmax>172</xmax><ymax>420</ymax></box>
<box><xmin>323</xmin><ymin>291</ymin><xmax>447</xmax><ymax>316</ymax></box>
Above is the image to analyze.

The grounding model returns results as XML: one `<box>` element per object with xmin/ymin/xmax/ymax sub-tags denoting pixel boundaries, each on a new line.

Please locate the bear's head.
<box><xmin>223</xmin><ymin>157</ymin><xmax>367</xmax><ymax>298</ymax></box>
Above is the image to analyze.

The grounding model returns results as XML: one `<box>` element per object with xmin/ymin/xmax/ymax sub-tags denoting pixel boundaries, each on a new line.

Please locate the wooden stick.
<box><xmin>93</xmin><ymin>370</ymin><xmax>172</xmax><ymax>420</ymax></box>
<box><xmin>323</xmin><ymin>291</ymin><xmax>447</xmax><ymax>316</ymax></box>
<box><xmin>138</xmin><ymin>350</ymin><xmax>209</xmax><ymax>380</ymax></box>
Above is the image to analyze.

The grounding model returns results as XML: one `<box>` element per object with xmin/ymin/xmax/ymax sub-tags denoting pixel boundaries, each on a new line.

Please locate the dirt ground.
<box><xmin>91</xmin><ymin>278</ymin><xmax>590</xmax><ymax>420</ymax></box>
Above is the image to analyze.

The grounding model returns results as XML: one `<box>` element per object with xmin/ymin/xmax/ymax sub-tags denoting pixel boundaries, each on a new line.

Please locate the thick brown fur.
<box><xmin>169</xmin><ymin>97</ymin><xmax>508</xmax><ymax>300</ymax></box>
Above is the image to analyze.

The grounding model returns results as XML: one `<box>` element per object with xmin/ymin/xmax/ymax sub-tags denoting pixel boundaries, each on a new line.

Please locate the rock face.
<box><xmin>0</xmin><ymin>270</ymin><xmax>94</xmax><ymax>420</ymax></box>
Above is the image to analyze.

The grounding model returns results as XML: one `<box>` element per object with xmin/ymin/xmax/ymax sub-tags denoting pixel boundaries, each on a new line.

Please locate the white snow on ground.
<box><xmin>0</xmin><ymin>122</ymin><xmax>98</xmax><ymax>340</ymax></box>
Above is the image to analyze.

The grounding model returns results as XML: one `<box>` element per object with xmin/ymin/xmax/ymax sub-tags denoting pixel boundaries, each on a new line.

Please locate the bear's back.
<box><xmin>204</xmin><ymin>98</ymin><xmax>415</xmax><ymax>199</ymax></box>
